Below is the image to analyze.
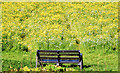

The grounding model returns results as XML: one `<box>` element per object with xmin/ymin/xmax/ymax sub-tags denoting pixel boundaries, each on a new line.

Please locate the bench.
<box><xmin>36</xmin><ymin>50</ymin><xmax>83</xmax><ymax>69</ymax></box>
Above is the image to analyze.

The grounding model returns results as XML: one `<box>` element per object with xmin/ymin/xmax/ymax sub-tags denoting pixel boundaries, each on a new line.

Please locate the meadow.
<box><xmin>1</xmin><ymin>2</ymin><xmax>118</xmax><ymax>71</ymax></box>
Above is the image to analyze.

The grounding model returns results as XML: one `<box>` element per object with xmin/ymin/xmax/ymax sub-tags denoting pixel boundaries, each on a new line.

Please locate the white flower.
<box><xmin>69</xmin><ymin>43</ymin><xmax>72</xmax><ymax>46</ymax></box>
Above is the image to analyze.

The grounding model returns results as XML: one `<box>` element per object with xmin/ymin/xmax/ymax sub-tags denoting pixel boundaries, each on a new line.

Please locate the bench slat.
<box><xmin>40</xmin><ymin>57</ymin><xmax>58</xmax><ymax>59</ymax></box>
<box><xmin>40</xmin><ymin>60</ymin><xmax>79</xmax><ymax>63</ymax></box>
<box><xmin>60</xmin><ymin>54</ymin><xmax>79</xmax><ymax>56</ymax></box>
<box><xmin>38</xmin><ymin>50</ymin><xmax>79</xmax><ymax>52</ymax></box>
<box><xmin>39</xmin><ymin>61</ymin><xmax>79</xmax><ymax>63</ymax></box>
<box><xmin>39</xmin><ymin>54</ymin><xmax>79</xmax><ymax>56</ymax></box>
<box><xmin>60</xmin><ymin>57</ymin><xmax>79</xmax><ymax>60</ymax></box>
<box><xmin>40</xmin><ymin>61</ymin><xmax>79</xmax><ymax>63</ymax></box>
<box><xmin>40</xmin><ymin>61</ymin><xmax>58</xmax><ymax>63</ymax></box>
<box><xmin>40</xmin><ymin>54</ymin><xmax>57</xmax><ymax>56</ymax></box>
<box><xmin>40</xmin><ymin>57</ymin><xmax>79</xmax><ymax>60</ymax></box>
<box><xmin>60</xmin><ymin>61</ymin><xmax>79</xmax><ymax>63</ymax></box>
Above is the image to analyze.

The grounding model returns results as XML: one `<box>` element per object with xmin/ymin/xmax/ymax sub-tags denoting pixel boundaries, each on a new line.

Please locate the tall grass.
<box><xmin>2</xmin><ymin>2</ymin><xmax>118</xmax><ymax>52</ymax></box>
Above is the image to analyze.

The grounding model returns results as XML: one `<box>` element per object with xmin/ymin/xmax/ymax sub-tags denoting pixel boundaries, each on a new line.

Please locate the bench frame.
<box><xmin>36</xmin><ymin>50</ymin><xmax>83</xmax><ymax>69</ymax></box>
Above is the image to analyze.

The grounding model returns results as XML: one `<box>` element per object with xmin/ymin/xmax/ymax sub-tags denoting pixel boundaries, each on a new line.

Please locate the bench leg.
<box><xmin>38</xmin><ymin>61</ymin><xmax>42</xmax><ymax>66</ymax></box>
<box><xmin>56</xmin><ymin>63</ymin><xmax>62</xmax><ymax>66</ymax></box>
<box><xmin>80</xmin><ymin>59</ymin><xmax>83</xmax><ymax>69</ymax></box>
<box><xmin>36</xmin><ymin>55</ymin><xmax>38</xmax><ymax>68</ymax></box>
<box><xmin>36</xmin><ymin>56</ymin><xmax>42</xmax><ymax>67</ymax></box>
<box><xmin>78</xmin><ymin>53</ymin><xmax>83</xmax><ymax>69</ymax></box>
<box><xmin>56</xmin><ymin>63</ymin><xmax>59</xmax><ymax>66</ymax></box>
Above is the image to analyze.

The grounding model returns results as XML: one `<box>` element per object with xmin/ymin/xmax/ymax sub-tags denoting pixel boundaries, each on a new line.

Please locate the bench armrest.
<box><xmin>80</xmin><ymin>53</ymin><xmax>82</xmax><ymax>56</ymax></box>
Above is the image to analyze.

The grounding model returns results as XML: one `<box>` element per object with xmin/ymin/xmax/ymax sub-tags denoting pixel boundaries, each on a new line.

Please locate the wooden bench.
<box><xmin>36</xmin><ymin>50</ymin><xmax>83</xmax><ymax>69</ymax></box>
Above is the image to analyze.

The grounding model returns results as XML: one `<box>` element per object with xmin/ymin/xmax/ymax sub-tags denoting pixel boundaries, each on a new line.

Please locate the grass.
<box><xmin>2</xmin><ymin>51</ymin><xmax>36</xmax><ymax>71</ymax></box>
<box><xmin>2</xmin><ymin>48</ymin><xmax>118</xmax><ymax>71</ymax></box>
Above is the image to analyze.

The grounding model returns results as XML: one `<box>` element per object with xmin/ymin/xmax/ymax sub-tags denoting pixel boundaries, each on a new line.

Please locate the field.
<box><xmin>1</xmin><ymin>2</ymin><xmax>118</xmax><ymax>71</ymax></box>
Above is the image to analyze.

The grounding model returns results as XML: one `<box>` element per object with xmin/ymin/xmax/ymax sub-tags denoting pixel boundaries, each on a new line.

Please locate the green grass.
<box><xmin>2</xmin><ymin>48</ymin><xmax>118</xmax><ymax>71</ymax></box>
<box><xmin>2</xmin><ymin>51</ymin><xmax>36</xmax><ymax>71</ymax></box>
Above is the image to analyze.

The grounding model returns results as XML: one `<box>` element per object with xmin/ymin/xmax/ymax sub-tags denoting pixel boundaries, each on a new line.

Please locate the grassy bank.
<box><xmin>2</xmin><ymin>48</ymin><xmax>118</xmax><ymax>71</ymax></box>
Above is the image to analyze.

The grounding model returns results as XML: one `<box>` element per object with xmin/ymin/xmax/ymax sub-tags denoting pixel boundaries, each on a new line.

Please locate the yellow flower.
<box><xmin>23</xmin><ymin>66</ymin><xmax>30</xmax><ymax>71</ymax></box>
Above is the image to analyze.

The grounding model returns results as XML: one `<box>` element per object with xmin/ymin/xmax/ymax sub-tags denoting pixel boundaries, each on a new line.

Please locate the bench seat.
<box><xmin>41</xmin><ymin>59</ymin><xmax>79</xmax><ymax>62</ymax></box>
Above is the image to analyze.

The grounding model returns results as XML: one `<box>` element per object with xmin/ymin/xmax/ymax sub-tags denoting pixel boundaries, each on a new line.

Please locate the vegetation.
<box><xmin>2</xmin><ymin>48</ymin><xmax>118</xmax><ymax>71</ymax></box>
<box><xmin>1</xmin><ymin>2</ymin><xmax>118</xmax><ymax>71</ymax></box>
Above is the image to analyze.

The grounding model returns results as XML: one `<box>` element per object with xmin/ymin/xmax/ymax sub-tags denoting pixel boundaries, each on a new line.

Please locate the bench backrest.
<box><xmin>36</xmin><ymin>50</ymin><xmax>81</xmax><ymax>63</ymax></box>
